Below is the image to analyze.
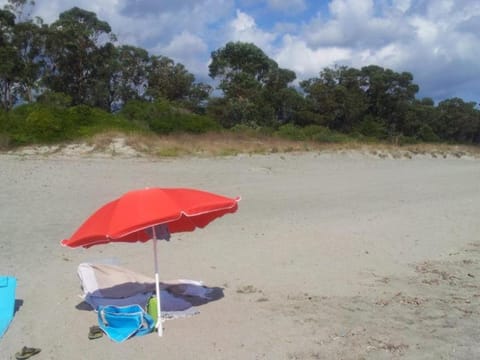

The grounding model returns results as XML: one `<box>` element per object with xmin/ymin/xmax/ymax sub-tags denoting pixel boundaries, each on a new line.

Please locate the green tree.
<box><xmin>44</xmin><ymin>7</ymin><xmax>116</xmax><ymax>108</ymax></box>
<box><xmin>181</xmin><ymin>82</ymin><xmax>212</xmax><ymax>113</ymax></box>
<box><xmin>110</xmin><ymin>45</ymin><xmax>149</xmax><ymax>107</ymax></box>
<box><xmin>301</xmin><ymin>66</ymin><xmax>367</xmax><ymax>131</ymax></box>
<box><xmin>435</xmin><ymin>98</ymin><xmax>480</xmax><ymax>143</ymax></box>
<box><xmin>146</xmin><ymin>55</ymin><xmax>194</xmax><ymax>102</ymax></box>
<box><xmin>208</xmin><ymin>41</ymin><xmax>296</xmax><ymax>127</ymax></box>
<box><xmin>360</xmin><ymin>65</ymin><xmax>419</xmax><ymax>137</ymax></box>
<box><xmin>402</xmin><ymin>98</ymin><xmax>439</xmax><ymax>142</ymax></box>
<box><xmin>209</xmin><ymin>42</ymin><xmax>275</xmax><ymax>93</ymax></box>
<box><xmin>0</xmin><ymin>8</ymin><xmax>18</xmax><ymax>110</ymax></box>
<box><xmin>264</xmin><ymin>67</ymin><xmax>300</xmax><ymax>123</ymax></box>
<box><xmin>11</xmin><ymin>19</ymin><xmax>47</xmax><ymax>103</ymax></box>
<box><xmin>3</xmin><ymin>0</ymin><xmax>35</xmax><ymax>23</ymax></box>
<box><xmin>0</xmin><ymin>1</ymin><xmax>46</xmax><ymax>109</ymax></box>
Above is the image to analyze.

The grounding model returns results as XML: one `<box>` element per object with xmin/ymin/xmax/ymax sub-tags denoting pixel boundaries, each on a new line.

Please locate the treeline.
<box><xmin>1</xmin><ymin>1</ymin><xmax>479</xmax><ymax>145</ymax></box>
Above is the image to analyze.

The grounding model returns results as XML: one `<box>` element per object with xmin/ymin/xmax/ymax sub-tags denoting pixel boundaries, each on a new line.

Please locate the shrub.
<box><xmin>303</xmin><ymin>125</ymin><xmax>350</xmax><ymax>143</ymax></box>
<box><xmin>121</xmin><ymin>99</ymin><xmax>219</xmax><ymax>134</ymax></box>
<box><xmin>0</xmin><ymin>104</ymin><xmax>66</xmax><ymax>144</ymax></box>
<box><xmin>36</xmin><ymin>91</ymin><xmax>72</xmax><ymax>108</ymax></box>
<box><xmin>355</xmin><ymin>116</ymin><xmax>388</xmax><ymax>139</ymax></box>
<box><xmin>25</xmin><ymin>106</ymin><xmax>74</xmax><ymax>142</ymax></box>
<box><xmin>416</xmin><ymin>124</ymin><xmax>440</xmax><ymax>142</ymax></box>
<box><xmin>276</xmin><ymin>123</ymin><xmax>306</xmax><ymax>140</ymax></box>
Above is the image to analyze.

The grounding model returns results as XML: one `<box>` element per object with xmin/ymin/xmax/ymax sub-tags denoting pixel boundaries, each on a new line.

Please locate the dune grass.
<box><xmin>79</xmin><ymin>130</ymin><xmax>480</xmax><ymax>158</ymax></box>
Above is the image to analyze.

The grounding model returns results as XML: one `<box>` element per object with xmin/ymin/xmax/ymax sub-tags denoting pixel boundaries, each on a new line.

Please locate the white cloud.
<box><xmin>274</xmin><ymin>34</ymin><xmax>351</xmax><ymax>76</ymax></box>
<box><xmin>154</xmin><ymin>31</ymin><xmax>209</xmax><ymax>75</ymax></box>
<box><xmin>409</xmin><ymin>16</ymin><xmax>438</xmax><ymax>44</ymax></box>
<box><xmin>161</xmin><ymin>32</ymin><xmax>208</xmax><ymax>58</ymax></box>
<box><xmin>304</xmin><ymin>0</ymin><xmax>411</xmax><ymax>48</ymax></box>
<box><xmin>225</xmin><ymin>9</ymin><xmax>277</xmax><ymax>51</ymax></box>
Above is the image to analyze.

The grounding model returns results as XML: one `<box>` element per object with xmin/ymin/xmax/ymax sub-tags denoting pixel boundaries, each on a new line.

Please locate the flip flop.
<box><xmin>15</xmin><ymin>346</ymin><xmax>41</xmax><ymax>359</ymax></box>
<box><xmin>88</xmin><ymin>325</ymin><xmax>103</xmax><ymax>340</ymax></box>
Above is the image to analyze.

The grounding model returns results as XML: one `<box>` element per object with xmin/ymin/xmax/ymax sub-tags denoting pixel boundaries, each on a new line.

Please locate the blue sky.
<box><xmin>2</xmin><ymin>0</ymin><xmax>479</xmax><ymax>103</ymax></box>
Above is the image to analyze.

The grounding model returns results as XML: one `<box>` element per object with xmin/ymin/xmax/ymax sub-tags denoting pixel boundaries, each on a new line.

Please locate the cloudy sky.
<box><xmin>2</xmin><ymin>0</ymin><xmax>479</xmax><ymax>103</ymax></box>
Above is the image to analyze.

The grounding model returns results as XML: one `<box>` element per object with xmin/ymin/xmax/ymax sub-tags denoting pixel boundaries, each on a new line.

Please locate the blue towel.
<box><xmin>0</xmin><ymin>276</ymin><xmax>16</xmax><ymax>338</ymax></box>
<box><xmin>98</xmin><ymin>304</ymin><xmax>154</xmax><ymax>342</ymax></box>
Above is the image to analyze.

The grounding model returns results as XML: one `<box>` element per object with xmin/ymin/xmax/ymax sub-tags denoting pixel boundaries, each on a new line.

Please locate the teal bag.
<box><xmin>98</xmin><ymin>304</ymin><xmax>154</xmax><ymax>342</ymax></box>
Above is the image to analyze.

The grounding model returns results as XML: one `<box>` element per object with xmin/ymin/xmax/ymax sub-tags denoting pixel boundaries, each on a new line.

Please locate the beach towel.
<box><xmin>77</xmin><ymin>263</ymin><xmax>212</xmax><ymax>316</ymax></box>
<box><xmin>77</xmin><ymin>263</ymin><xmax>155</xmax><ymax>309</ymax></box>
<box><xmin>0</xmin><ymin>276</ymin><xmax>16</xmax><ymax>338</ymax></box>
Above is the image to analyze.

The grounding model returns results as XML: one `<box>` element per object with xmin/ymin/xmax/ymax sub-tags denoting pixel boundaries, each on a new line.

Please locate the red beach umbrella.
<box><xmin>61</xmin><ymin>187</ymin><xmax>240</xmax><ymax>336</ymax></box>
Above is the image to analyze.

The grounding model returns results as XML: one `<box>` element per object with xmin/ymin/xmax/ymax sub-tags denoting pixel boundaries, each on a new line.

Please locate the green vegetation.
<box><xmin>0</xmin><ymin>1</ymin><xmax>479</xmax><ymax>149</ymax></box>
<box><xmin>120</xmin><ymin>100</ymin><xmax>220</xmax><ymax>134</ymax></box>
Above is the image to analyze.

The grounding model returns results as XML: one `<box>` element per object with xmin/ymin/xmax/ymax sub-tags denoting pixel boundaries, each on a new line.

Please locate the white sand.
<box><xmin>1</xmin><ymin>151</ymin><xmax>479</xmax><ymax>359</ymax></box>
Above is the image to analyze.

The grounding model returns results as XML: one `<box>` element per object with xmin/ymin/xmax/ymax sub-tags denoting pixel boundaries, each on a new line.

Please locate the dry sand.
<box><xmin>0</xmin><ymin>149</ymin><xmax>479</xmax><ymax>359</ymax></box>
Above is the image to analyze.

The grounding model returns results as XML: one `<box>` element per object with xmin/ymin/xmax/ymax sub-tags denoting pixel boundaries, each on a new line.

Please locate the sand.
<box><xmin>0</xmin><ymin>150</ymin><xmax>479</xmax><ymax>359</ymax></box>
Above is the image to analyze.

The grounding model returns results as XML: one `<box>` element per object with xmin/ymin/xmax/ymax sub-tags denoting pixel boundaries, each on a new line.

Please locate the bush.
<box><xmin>276</xmin><ymin>123</ymin><xmax>306</xmax><ymax>141</ymax></box>
<box><xmin>121</xmin><ymin>99</ymin><xmax>219</xmax><ymax>134</ymax></box>
<box><xmin>1</xmin><ymin>104</ymin><xmax>71</xmax><ymax>144</ymax></box>
<box><xmin>355</xmin><ymin>116</ymin><xmax>388</xmax><ymax>139</ymax></box>
<box><xmin>67</xmin><ymin>105</ymin><xmax>97</xmax><ymax>127</ymax></box>
<box><xmin>24</xmin><ymin>106</ymin><xmax>72</xmax><ymax>142</ymax></box>
<box><xmin>0</xmin><ymin>103</ymin><xmax>141</xmax><ymax>146</ymax></box>
<box><xmin>416</xmin><ymin>124</ymin><xmax>440</xmax><ymax>142</ymax></box>
<box><xmin>275</xmin><ymin>123</ymin><xmax>352</xmax><ymax>143</ymax></box>
<box><xmin>292</xmin><ymin>110</ymin><xmax>326</xmax><ymax>127</ymax></box>
<box><xmin>303</xmin><ymin>125</ymin><xmax>351</xmax><ymax>143</ymax></box>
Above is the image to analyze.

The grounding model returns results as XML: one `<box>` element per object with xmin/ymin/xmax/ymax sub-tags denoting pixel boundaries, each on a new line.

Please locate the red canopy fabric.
<box><xmin>61</xmin><ymin>188</ymin><xmax>240</xmax><ymax>248</ymax></box>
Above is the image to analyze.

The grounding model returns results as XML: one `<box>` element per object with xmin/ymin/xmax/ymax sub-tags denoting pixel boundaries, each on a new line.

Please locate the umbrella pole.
<box><xmin>152</xmin><ymin>228</ymin><xmax>163</xmax><ymax>337</ymax></box>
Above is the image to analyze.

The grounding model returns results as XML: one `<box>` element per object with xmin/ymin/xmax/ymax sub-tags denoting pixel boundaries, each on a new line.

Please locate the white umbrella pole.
<box><xmin>152</xmin><ymin>228</ymin><xmax>163</xmax><ymax>337</ymax></box>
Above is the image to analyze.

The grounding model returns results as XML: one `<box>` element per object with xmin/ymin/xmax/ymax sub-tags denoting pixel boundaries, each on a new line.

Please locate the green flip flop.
<box><xmin>88</xmin><ymin>325</ymin><xmax>103</xmax><ymax>340</ymax></box>
<box><xmin>15</xmin><ymin>346</ymin><xmax>41</xmax><ymax>360</ymax></box>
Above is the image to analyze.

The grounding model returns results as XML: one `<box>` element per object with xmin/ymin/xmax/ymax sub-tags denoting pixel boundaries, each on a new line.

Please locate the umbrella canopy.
<box><xmin>61</xmin><ymin>187</ymin><xmax>240</xmax><ymax>248</ymax></box>
<box><xmin>61</xmin><ymin>187</ymin><xmax>240</xmax><ymax>337</ymax></box>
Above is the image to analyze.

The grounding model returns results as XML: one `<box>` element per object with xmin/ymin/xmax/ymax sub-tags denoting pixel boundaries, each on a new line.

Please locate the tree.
<box><xmin>436</xmin><ymin>98</ymin><xmax>480</xmax><ymax>143</ymax></box>
<box><xmin>301</xmin><ymin>66</ymin><xmax>367</xmax><ymax>131</ymax></box>
<box><xmin>0</xmin><ymin>0</ymin><xmax>45</xmax><ymax>110</ymax></box>
<box><xmin>181</xmin><ymin>82</ymin><xmax>212</xmax><ymax>113</ymax></box>
<box><xmin>209</xmin><ymin>42</ymin><xmax>276</xmax><ymax>104</ymax></box>
<box><xmin>359</xmin><ymin>65</ymin><xmax>419</xmax><ymax>137</ymax></box>
<box><xmin>0</xmin><ymin>8</ymin><xmax>18</xmax><ymax>110</ymax></box>
<box><xmin>208</xmin><ymin>41</ymin><xmax>297</xmax><ymax>127</ymax></box>
<box><xmin>110</xmin><ymin>45</ymin><xmax>149</xmax><ymax>108</ymax></box>
<box><xmin>403</xmin><ymin>98</ymin><xmax>439</xmax><ymax>141</ymax></box>
<box><xmin>11</xmin><ymin>19</ymin><xmax>47</xmax><ymax>103</ymax></box>
<box><xmin>44</xmin><ymin>7</ymin><xmax>116</xmax><ymax>108</ymax></box>
<box><xmin>209</xmin><ymin>41</ymin><xmax>275</xmax><ymax>92</ymax></box>
<box><xmin>264</xmin><ymin>67</ymin><xmax>299</xmax><ymax>123</ymax></box>
<box><xmin>3</xmin><ymin>0</ymin><xmax>35</xmax><ymax>23</ymax></box>
<box><xmin>146</xmin><ymin>55</ymin><xmax>194</xmax><ymax>102</ymax></box>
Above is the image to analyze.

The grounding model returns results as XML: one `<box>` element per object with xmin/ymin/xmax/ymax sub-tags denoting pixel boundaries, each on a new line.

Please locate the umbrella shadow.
<box><xmin>75</xmin><ymin>282</ymin><xmax>224</xmax><ymax>311</ymax></box>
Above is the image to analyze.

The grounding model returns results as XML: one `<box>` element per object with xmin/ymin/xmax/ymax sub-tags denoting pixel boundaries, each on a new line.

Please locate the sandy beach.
<box><xmin>1</xmin><ymin>150</ymin><xmax>479</xmax><ymax>359</ymax></box>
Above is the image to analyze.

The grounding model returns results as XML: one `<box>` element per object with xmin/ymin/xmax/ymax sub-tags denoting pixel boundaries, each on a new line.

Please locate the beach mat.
<box><xmin>0</xmin><ymin>276</ymin><xmax>16</xmax><ymax>338</ymax></box>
